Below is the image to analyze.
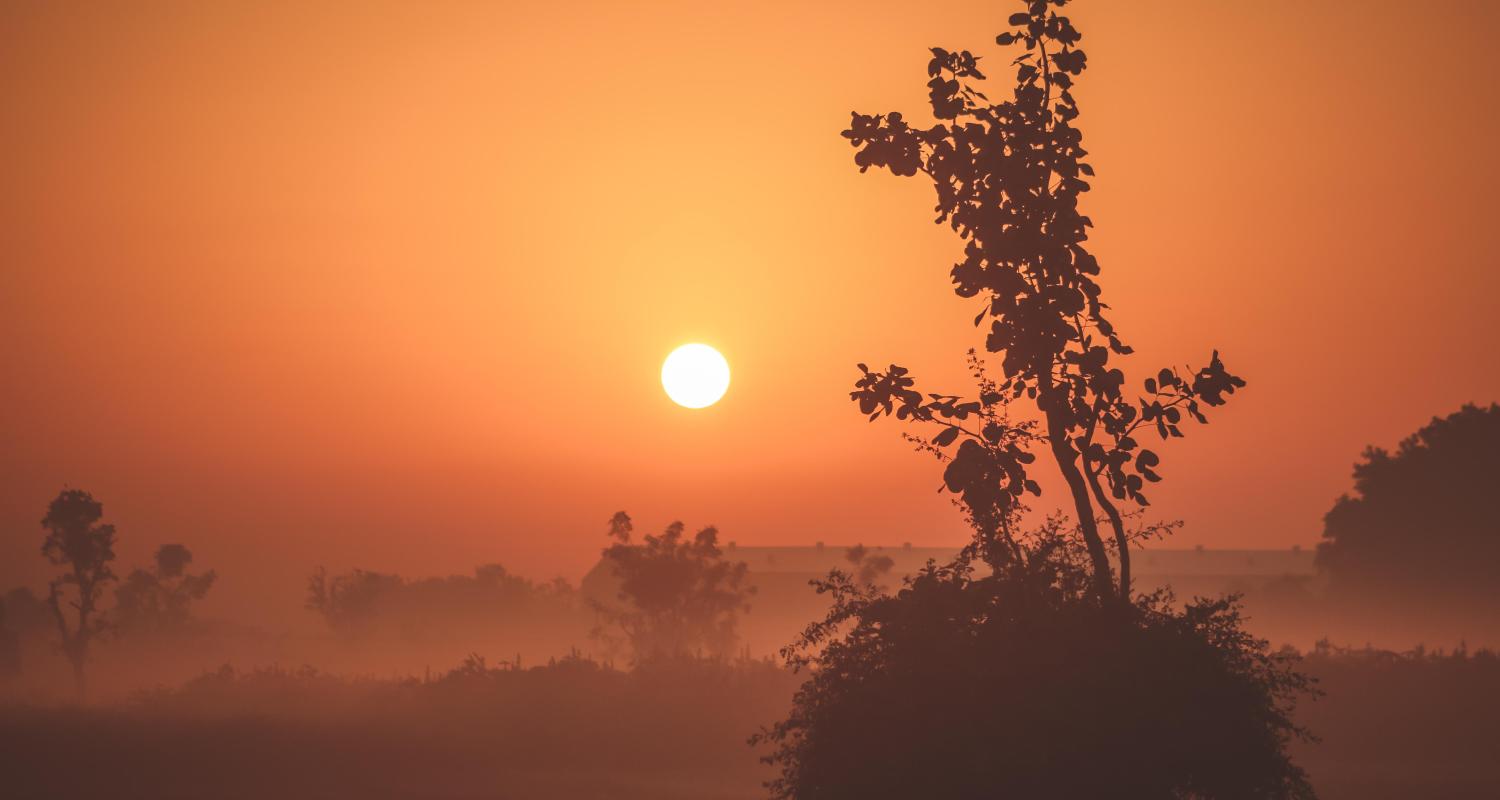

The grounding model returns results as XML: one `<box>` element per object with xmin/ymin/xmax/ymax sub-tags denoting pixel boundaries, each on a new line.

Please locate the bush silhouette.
<box><xmin>756</xmin><ymin>512</ymin><xmax>1315</xmax><ymax>798</ymax></box>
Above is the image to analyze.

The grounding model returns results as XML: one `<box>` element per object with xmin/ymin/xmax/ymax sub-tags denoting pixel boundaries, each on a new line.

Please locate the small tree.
<box><xmin>40</xmin><ymin>489</ymin><xmax>118</xmax><ymax>695</ymax></box>
<box><xmin>115</xmin><ymin>544</ymin><xmax>217</xmax><ymax>636</ymax></box>
<box><xmin>843</xmin><ymin>0</ymin><xmax>1243</xmax><ymax>604</ymax></box>
<box><xmin>592</xmin><ymin>511</ymin><xmax>754</xmax><ymax>661</ymax></box>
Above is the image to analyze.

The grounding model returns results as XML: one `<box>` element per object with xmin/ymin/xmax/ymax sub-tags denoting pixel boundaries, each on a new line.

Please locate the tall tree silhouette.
<box><xmin>1316</xmin><ymin>403</ymin><xmax>1500</xmax><ymax>603</ymax></box>
<box><xmin>40</xmin><ymin>489</ymin><xmax>118</xmax><ymax>695</ymax></box>
<box><xmin>844</xmin><ymin>0</ymin><xmax>1243</xmax><ymax>604</ymax></box>
<box><xmin>592</xmin><ymin>512</ymin><xmax>753</xmax><ymax>660</ymax></box>
<box><xmin>115</xmin><ymin>544</ymin><xmax>217</xmax><ymax>635</ymax></box>
<box><xmin>759</xmin><ymin>4</ymin><xmax>1313</xmax><ymax>797</ymax></box>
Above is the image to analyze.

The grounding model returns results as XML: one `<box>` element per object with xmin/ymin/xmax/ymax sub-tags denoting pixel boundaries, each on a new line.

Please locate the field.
<box><xmin>4</xmin><ymin>646</ymin><xmax>1497</xmax><ymax>800</ymax></box>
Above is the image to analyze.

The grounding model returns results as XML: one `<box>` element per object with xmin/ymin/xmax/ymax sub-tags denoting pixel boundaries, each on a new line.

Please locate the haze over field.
<box><xmin>4</xmin><ymin>1</ymin><xmax>1499</xmax><ymax>627</ymax></box>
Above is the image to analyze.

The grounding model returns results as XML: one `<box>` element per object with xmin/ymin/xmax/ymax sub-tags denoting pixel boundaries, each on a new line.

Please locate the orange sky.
<box><xmin>3</xmin><ymin>0</ymin><xmax>1498</xmax><ymax>624</ymax></box>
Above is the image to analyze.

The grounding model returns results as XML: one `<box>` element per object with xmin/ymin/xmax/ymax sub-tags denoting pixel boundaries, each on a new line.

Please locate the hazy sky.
<box><xmin>4</xmin><ymin>0</ymin><xmax>1498</xmax><ymax>624</ymax></box>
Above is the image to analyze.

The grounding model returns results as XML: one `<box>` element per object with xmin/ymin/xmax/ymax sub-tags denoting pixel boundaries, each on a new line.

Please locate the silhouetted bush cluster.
<box><xmin>756</xmin><ymin>536</ymin><xmax>1315</xmax><ymax>799</ymax></box>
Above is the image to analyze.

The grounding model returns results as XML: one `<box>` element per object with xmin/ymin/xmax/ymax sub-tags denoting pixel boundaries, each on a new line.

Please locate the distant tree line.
<box><xmin>6</xmin><ymin>396</ymin><xmax>1493</xmax><ymax>702</ymax></box>
<box><xmin>305</xmin><ymin>562</ymin><xmax>584</xmax><ymax>643</ymax></box>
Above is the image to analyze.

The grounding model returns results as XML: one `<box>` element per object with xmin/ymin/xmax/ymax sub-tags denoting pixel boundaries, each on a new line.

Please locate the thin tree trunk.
<box><xmin>1085</xmin><ymin>467</ymin><xmax>1132</xmax><ymax>603</ymax></box>
<box><xmin>1029</xmin><ymin>66</ymin><xmax>1115</xmax><ymax>604</ymax></box>
<box><xmin>1043</xmin><ymin>404</ymin><xmax>1115</xmax><ymax>602</ymax></box>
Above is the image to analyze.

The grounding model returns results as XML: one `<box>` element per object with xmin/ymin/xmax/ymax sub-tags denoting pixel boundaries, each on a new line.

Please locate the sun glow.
<box><xmin>661</xmin><ymin>344</ymin><xmax>730</xmax><ymax>409</ymax></box>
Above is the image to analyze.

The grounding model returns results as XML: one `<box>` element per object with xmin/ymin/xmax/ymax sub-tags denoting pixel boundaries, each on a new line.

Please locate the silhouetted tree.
<box><xmin>115</xmin><ymin>544</ymin><xmax>217</xmax><ymax>635</ymax></box>
<box><xmin>844</xmin><ymin>0</ymin><xmax>1243</xmax><ymax>604</ymax></box>
<box><xmin>1316</xmin><ymin>403</ymin><xmax>1500</xmax><ymax>604</ymax></box>
<box><xmin>592</xmin><ymin>511</ymin><xmax>754</xmax><ymax>660</ymax></box>
<box><xmin>40</xmin><ymin>489</ymin><xmax>118</xmax><ymax>695</ymax></box>
<box><xmin>759</xmin><ymin>3</ymin><xmax>1313</xmax><ymax>796</ymax></box>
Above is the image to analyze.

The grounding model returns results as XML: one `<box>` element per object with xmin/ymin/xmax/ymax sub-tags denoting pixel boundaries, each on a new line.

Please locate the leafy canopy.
<box><xmin>1317</xmin><ymin>403</ymin><xmax>1500</xmax><ymax>600</ymax></box>
<box><xmin>844</xmin><ymin>0</ymin><xmax>1243</xmax><ymax>602</ymax></box>
<box><xmin>593</xmin><ymin>512</ymin><xmax>754</xmax><ymax>661</ymax></box>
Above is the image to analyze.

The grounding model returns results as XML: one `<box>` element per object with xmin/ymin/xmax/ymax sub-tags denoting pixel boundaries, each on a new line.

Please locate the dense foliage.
<box><xmin>756</xmin><ymin>513</ymin><xmax>1315</xmax><ymax>799</ymax></box>
<box><xmin>760</xmin><ymin>2</ymin><xmax>1315</xmax><ymax>797</ymax></box>
<box><xmin>593</xmin><ymin>512</ymin><xmax>754</xmax><ymax>661</ymax></box>
<box><xmin>843</xmin><ymin>0</ymin><xmax>1242</xmax><ymax>603</ymax></box>
<box><xmin>1316</xmin><ymin>403</ymin><xmax>1500</xmax><ymax>603</ymax></box>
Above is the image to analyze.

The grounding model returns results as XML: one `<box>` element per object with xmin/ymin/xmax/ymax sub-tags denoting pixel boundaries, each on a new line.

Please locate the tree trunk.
<box><xmin>1043</xmin><ymin>405</ymin><xmax>1115</xmax><ymax>602</ymax></box>
<box><xmin>1085</xmin><ymin>467</ymin><xmax>1132</xmax><ymax>603</ymax></box>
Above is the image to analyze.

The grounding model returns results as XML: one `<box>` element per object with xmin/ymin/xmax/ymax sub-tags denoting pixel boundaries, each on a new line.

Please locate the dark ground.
<box><xmin>2</xmin><ymin>648</ymin><xmax>1497</xmax><ymax>799</ymax></box>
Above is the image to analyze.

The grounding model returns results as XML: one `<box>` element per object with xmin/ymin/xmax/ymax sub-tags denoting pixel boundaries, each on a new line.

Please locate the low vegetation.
<box><xmin>1</xmin><ymin>645</ymin><xmax>1494</xmax><ymax>799</ymax></box>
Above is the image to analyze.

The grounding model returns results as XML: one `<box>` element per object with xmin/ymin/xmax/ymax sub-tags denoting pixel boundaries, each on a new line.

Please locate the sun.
<box><xmin>661</xmin><ymin>344</ymin><xmax>730</xmax><ymax>409</ymax></box>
